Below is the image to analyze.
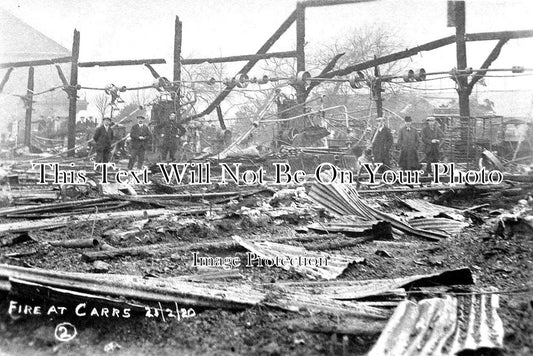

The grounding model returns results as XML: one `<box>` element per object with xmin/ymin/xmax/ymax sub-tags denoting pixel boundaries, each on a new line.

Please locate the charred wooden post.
<box><xmin>373</xmin><ymin>56</ymin><xmax>383</xmax><ymax>117</ymax></box>
<box><xmin>296</xmin><ymin>2</ymin><xmax>306</xmax><ymax>110</ymax></box>
<box><xmin>77</xmin><ymin>58</ymin><xmax>166</xmax><ymax>68</ymax></box>
<box><xmin>173</xmin><ymin>15</ymin><xmax>182</xmax><ymax>111</ymax></box>
<box><xmin>67</xmin><ymin>29</ymin><xmax>80</xmax><ymax>157</ymax></box>
<box><xmin>452</xmin><ymin>1</ymin><xmax>471</xmax><ymax>165</ymax></box>
<box><xmin>23</xmin><ymin>66</ymin><xmax>34</xmax><ymax>147</ymax></box>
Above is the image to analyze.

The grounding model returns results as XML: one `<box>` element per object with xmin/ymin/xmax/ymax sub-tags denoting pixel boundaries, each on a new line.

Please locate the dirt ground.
<box><xmin>0</xmin><ymin>182</ymin><xmax>532</xmax><ymax>356</ymax></box>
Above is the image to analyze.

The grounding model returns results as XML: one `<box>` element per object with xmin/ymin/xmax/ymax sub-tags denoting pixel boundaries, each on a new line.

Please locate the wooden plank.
<box><xmin>77</xmin><ymin>58</ymin><xmax>166</xmax><ymax>67</ymax></box>
<box><xmin>465</xmin><ymin>29</ymin><xmax>533</xmax><ymax>42</ymax></box>
<box><xmin>0</xmin><ymin>209</ymin><xmax>172</xmax><ymax>234</ymax></box>
<box><xmin>182</xmin><ymin>51</ymin><xmax>297</xmax><ymax>65</ymax></box>
<box><xmin>316</xmin><ymin>35</ymin><xmax>456</xmax><ymax>79</ymax></box>
<box><xmin>0</xmin><ymin>56</ymin><xmax>72</xmax><ymax>69</ymax></box>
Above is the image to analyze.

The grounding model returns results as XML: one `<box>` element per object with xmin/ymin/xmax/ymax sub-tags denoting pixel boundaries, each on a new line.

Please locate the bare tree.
<box><xmin>91</xmin><ymin>93</ymin><xmax>109</xmax><ymax>119</ymax></box>
<box><xmin>308</xmin><ymin>24</ymin><xmax>407</xmax><ymax>98</ymax></box>
<box><xmin>128</xmin><ymin>88</ymin><xmax>157</xmax><ymax>108</ymax></box>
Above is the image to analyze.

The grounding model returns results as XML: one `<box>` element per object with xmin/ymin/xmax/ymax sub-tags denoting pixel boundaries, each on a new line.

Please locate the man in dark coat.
<box><xmin>128</xmin><ymin>116</ymin><xmax>152</xmax><ymax>170</ymax></box>
<box><xmin>159</xmin><ymin>112</ymin><xmax>186</xmax><ymax>161</ymax></box>
<box><xmin>397</xmin><ymin>116</ymin><xmax>420</xmax><ymax>170</ymax></box>
<box><xmin>371</xmin><ymin>117</ymin><xmax>394</xmax><ymax>172</ymax></box>
<box><xmin>421</xmin><ymin>116</ymin><xmax>445</xmax><ymax>175</ymax></box>
<box><xmin>93</xmin><ymin>117</ymin><xmax>114</xmax><ymax>163</ymax></box>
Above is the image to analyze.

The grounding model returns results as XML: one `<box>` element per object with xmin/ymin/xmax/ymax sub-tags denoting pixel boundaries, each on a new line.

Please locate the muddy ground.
<box><xmin>0</xmin><ymin>181</ymin><xmax>531</xmax><ymax>356</ymax></box>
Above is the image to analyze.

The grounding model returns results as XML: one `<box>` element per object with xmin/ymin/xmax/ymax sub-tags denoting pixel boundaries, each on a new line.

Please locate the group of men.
<box><xmin>368</xmin><ymin>115</ymin><xmax>444</xmax><ymax>174</ymax></box>
<box><xmin>92</xmin><ymin>112</ymin><xmax>187</xmax><ymax>169</ymax></box>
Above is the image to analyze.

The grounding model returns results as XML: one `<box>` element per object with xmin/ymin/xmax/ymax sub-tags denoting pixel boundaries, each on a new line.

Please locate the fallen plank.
<box><xmin>0</xmin><ymin>209</ymin><xmax>174</xmax><ymax>234</ymax></box>
<box><xmin>6</xmin><ymin>201</ymin><xmax>131</xmax><ymax>219</ymax></box>
<box><xmin>81</xmin><ymin>233</ymin><xmax>348</xmax><ymax>262</ymax></box>
<box><xmin>48</xmin><ymin>238</ymin><xmax>100</xmax><ymax>248</ymax></box>
<box><xmin>0</xmin><ymin>198</ymin><xmax>111</xmax><ymax>217</ymax></box>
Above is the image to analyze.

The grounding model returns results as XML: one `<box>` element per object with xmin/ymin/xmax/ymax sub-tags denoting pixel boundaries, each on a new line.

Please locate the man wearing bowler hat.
<box><xmin>93</xmin><ymin>117</ymin><xmax>114</xmax><ymax>163</ymax></box>
<box><xmin>128</xmin><ymin>116</ymin><xmax>152</xmax><ymax>170</ymax></box>
<box><xmin>421</xmin><ymin>116</ymin><xmax>444</xmax><ymax>175</ymax></box>
<box><xmin>397</xmin><ymin>116</ymin><xmax>420</xmax><ymax>170</ymax></box>
<box><xmin>371</xmin><ymin>117</ymin><xmax>393</xmax><ymax>172</ymax></box>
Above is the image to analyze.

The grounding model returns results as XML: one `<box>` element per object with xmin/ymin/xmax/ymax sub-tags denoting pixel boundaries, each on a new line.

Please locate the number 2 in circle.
<box><xmin>54</xmin><ymin>322</ymin><xmax>77</xmax><ymax>342</ymax></box>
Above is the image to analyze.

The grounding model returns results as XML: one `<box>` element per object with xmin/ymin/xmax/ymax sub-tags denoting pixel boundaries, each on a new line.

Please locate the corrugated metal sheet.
<box><xmin>0</xmin><ymin>264</ymin><xmax>388</xmax><ymax>320</ymax></box>
<box><xmin>408</xmin><ymin>217</ymin><xmax>469</xmax><ymax>236</ymax></box>
<box><xmin>398</xmin><ymin>198</ymin><xmax>465</xmax><ymax>222</ymax></box>
<box><xmin>368</xmin><ymin>294</ymin><xmax>504</xmax><ymax>356</ymax></box>
<box><xmin>308</xmin><ymin>183</ymin><xmax>449</xmax><ymax>241</ymax></box>
<box><xmin>232</xmin><ymin>235</ymin><xmax>363</xmax><ymax>280</ymax></box>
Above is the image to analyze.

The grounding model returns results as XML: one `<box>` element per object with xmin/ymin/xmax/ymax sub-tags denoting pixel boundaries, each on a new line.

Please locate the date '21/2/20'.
<box><xmin>144</xmin><ymin>303</ymin><xmax>196</xmax><ymax>322</ymax></box>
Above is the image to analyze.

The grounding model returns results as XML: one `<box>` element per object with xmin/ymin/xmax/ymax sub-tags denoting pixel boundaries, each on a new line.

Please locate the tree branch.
<box><xmin>305</xmin><ymin>52</ymin><xmax>345</xmax><ymax>97</ymax></box>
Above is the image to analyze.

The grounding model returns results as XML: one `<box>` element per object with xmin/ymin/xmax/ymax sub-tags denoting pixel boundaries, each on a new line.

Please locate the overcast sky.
<box><xmin>1</xmin><ymin>0</ymin><xmax>532</xmax><ymax>116</ymax></box>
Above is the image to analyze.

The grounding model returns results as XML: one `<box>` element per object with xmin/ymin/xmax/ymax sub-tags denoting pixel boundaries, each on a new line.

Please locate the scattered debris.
<box><xmin>233</xmin><ymin>235</ymin><xmax>364</xmax><ymax>280</ymax></box>
<box><xmin>308</xmin><ymin>183</ymin><xmax>450</xmax><ymax>241</ymax></box>
<box><xmin>92</xmin><ymin>260</ymin><xmax>110</xmax><ymax>273</ymax></box>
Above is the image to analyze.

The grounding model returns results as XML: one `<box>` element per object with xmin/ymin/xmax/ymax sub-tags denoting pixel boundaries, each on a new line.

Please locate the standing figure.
<box><xmin>93</xmin><ymin>117</ymin><xmax>114</xmax><ymax>163</ymax></box>
<box><xmin>128</xmin><ymin>116</ymin><xmax>152</xmax><ymax>170</ymax></box>
<box><xmin>397</xmin><ymin>116</ymin><xmax>420</xmax><ymax>170</ymax></box>
<box><xmin>421</xmin><ymin>116</ymin><xmax>444</xmax><ymax>175</ymax></box>
<box><xmin>371</xmin><ymin>117</ymin><xmax>394</xmax><ymax>172</ymax></box>
<box><xmin>159</xmin><ymin>112</ymin><xmax>186</xmax><ymax>162</ymax></box>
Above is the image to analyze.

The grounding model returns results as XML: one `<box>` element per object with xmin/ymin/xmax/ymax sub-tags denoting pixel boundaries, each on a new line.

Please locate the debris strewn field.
<box><xmin>0</xmin><ymin>158</ymin><xmax>531</xmax><ymax>356</ymax></box>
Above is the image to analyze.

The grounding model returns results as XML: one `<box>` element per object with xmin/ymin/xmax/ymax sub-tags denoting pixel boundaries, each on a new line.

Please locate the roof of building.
<box><xmin>0</xmin><ymin>8</ymin><xmax>70</xmax><ymax>63</ymax></box>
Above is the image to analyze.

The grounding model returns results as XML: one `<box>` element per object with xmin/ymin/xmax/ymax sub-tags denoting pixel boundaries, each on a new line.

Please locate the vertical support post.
<box><xmin>67</xmin><ymin>29</ymin><xmax>80</xmax><ymax>157</ymax></box>
<box><xmin>296</xmin><ymin>2</ymin><xmax>306</xmax><ymax>109</ymax></box>
<box><xmin>453</xmin><ymin>1</ymin><xmax>470</xmax><ymax>166</ymax></box>
<box><xmin>373</xmin><ymin>57</ymin><xmax>383</xmax><ymax>117</ymax></box>
<box><xmin>24</xmin><ymin>66</ymin><xmax>34</xmax><ymax>147</ymax></box>
<box><xmin>216</xmin><ymin>106</ymin><xmax>226</xmax><ymax>130</ymax></box>
<box><xmin>173</xmin><ymin>16</ymin><xmax>182</xmax><ymax>120</ymax></box>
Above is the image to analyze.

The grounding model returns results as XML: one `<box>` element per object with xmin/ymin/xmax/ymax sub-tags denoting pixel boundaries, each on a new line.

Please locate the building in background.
<box><xmin>0</xmin><ymin>9</ymin><xmax>87</xmax><ymax>146</ymax></box>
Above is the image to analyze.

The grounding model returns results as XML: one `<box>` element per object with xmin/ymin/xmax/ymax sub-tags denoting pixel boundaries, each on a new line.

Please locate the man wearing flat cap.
<box><xmin>421</xmin><ymin>116</ymin><xmax>444</xmax><ymax>175</ymax></box>
<box><xmin>371</xmin><ymin>117</ymin><xmax>393</xmax><ymax>172</ymax></box>
<box><xmin>93</xmin><ymin>117</ymin><xmax>114</xmax><ymax>163</ymax></box>
<box><xmin>397</xmin><ymin>116</ymin><xmax>420</xmax><ymax>170</ymax></box>
<box><xmin>128</xmin><ymin>116</ymin><xmax>152</xmax><ymax>170</ymax></box>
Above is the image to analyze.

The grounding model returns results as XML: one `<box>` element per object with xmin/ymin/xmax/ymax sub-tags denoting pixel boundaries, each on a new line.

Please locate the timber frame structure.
<box><xmin>1</xmin><ymin>0</ymin><xmax>532</xmax><ymax>157</ymax></box>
